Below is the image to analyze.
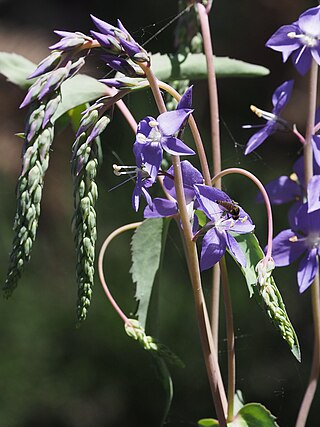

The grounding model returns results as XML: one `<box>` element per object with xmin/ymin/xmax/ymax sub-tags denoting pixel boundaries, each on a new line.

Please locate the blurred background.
<box><xmin>0</xmin><ymin>0</ymin><xmax>318</xmax><ymax>426</ymax></box>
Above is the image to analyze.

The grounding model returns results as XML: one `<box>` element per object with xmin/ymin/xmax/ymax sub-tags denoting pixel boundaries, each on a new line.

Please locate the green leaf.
<box><xmin>198</xmin><ymin>403</ymin><xmax>279</xmax><ymax>427</ymax></box>
<box><xmin>0</xmin><ymin>52</ymin><xmax>36</xmax><ymax>88</ymax></box>
<box><xmin>151</xmin><ymin>53</ymin><xmax>270</xmax><ymax>81</ymax></box>
<box><xmin>53</xmin><ymin>75</ymin><xmax>108</xmax><ymax>122</ymax></box>
<box><xmin>230</xmin><ymin>403</ymin><xmax>279</xmax><ymax>427</ymax></box>
<box><xmin>231</xmin><ymin>233</ymin><xmax>300</xmax><ymax>362</ymax></box>
<box><xmin>130</xmin><ymin>218</ymin><xmax>165</xmax><ymax>329</ymax></box>
<box><xmin>198</xmin><ymin>419</ymin><xmax>219</xmax><ymax>426</ymax></box>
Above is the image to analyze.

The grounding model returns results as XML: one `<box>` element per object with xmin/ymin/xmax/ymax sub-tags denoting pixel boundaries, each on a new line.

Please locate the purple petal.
<box><xmin>144</xmin><ymin>198</ymin><xmax>177</xmax><ymax>218</ymax></box>
<box><xmin>288</xmin><ymin>201</ymin><xmax>303</xmax><ymax>229</ymax></box>
<box><xmin>177</xmin><ymin>86</ymin><xmax>193</xmax><ymax>110</ymax></box>
<box><xmin>244</xmin><ymin>122</ymin><xmax>274</xmax><ymax>155</ymax></box>
<box><xmin>307</xmin><ymin>175</ymin><xmax>320</xmax><ymax>213</ymax></box>
<box><xmin>266</xmin><ymin>24</ymin><xmax>301</xmax><ymax>61</ymax></box>
<box><xmin>294</xmin><ymin>203</ymin><xmax>320</xmax><ymax>235</ymax></box>
<box><xmin>119</xmin><ymin>38</ymin><xmax>141</xmax><ymax>57</ymax></box>
<box><xmin>230</xmin><ymin>210</ymin><xmax>255</xmax><ymax>233</ymax></box>
<box><xmin>312</xmin><ymin>135</ymin><xmax>320</xmax><ymax>167</ymax></box>
<box><xmin>298</xmin><ymin>6</ymin><xmax>320</xmax><ymax>36</ymax></box>
<box><xmin>272</xmin><ymin>229</ymin><xmax>306</xmax><ymax>266</ymax></box>
<box><xmin>256</xmin><ymin>175</ymin><xmax>301</xmax><ymax>204</ymax></box>
<box><xmin>200</xmin><ymin>228</ymin><xmax>226</xmax><ymax>271</ymax></box>
<box><xmin>157</xmin><ymin>109</ymin><xmax>193</xmax><ymax>136</ymax></box>
<box><xmin>297</xmin><ymin>249</ymin><xmax>318</xmax><ymax>293</ymax></box>
<box><xmin>194</xmin><ymin>184</ymin><xmax>232</xmax><ymax>220</ymax></box>
<box><xmin>163</xmin><ymin>160</ymin><xmax>203</xmax><ymax>203</ymax></box>
<box><xmin>90</xmin><ymin>31</ymin><xmax>114</xmax><ymax>49</ymax></box>
<box><xmin>272</xmin><ymin>80</ymin><xmax>294</xmax><ymax>112</ymax></box>
<box><xmin>90</xmin><ymin>15</ymin><xmax>114</xmax><ymax>35</ymax></box>
<box><xmin>226</xmin><ymin>233</ymin><xmax>246</xmax><ymax>267</ymax></box>
<box><xmin>136</xmin><ymin>116</ymin><xmax>156</xmax><ymax>137</ymax></box>
<box><xmin>101</xmin><ymin>54</ymin><xmax>136</xmax><ymax>76</ymax></box>
<box><xmin>291</xmin><ymin>47</ymin><xmax>313</xmax><ymax>75</ymax></box>
<box><xmin>161</xmin><ymin>136</ymin><xmax>195</xmax><ymax>156</ymax></box>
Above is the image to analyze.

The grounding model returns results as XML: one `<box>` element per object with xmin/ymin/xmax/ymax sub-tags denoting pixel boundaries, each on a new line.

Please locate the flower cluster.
<box><xmin>114</xmin><ymin>87</ymin><xmax>195</xmax><ymax>211</ymax></box>
<box><xmin>272</xmin><ymin>198</ymin><xmax>320</xmax><ymax>293</ymax></box>
<box><xmin>91</xmin><ymin>15</ymin><xmax>149</xmax><ymax>79</ymax></box>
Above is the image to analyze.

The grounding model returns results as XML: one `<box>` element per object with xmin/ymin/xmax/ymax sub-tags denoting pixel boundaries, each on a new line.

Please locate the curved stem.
<box><xmin>211</xmin><ymin>168</ymin><xmax>274</xmax><ymax>261</ymax></box>
<box><xmin>220</xmin><ymin>256</ymin><xmax>235</xmax><ymax>422</ymax></box>
<box><xmin>98</xmin><ymin>222</ymin><xmax>142</xmax><ymax>324</ymax></box>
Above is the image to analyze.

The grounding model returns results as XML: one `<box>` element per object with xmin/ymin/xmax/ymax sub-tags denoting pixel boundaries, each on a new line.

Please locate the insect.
<box><xmin>215</xmin><ymin>200</ymin><xmax>240</xmax><ymax>220</ymax></box>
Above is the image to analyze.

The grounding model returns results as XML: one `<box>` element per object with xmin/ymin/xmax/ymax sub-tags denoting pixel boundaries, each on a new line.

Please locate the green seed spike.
<box><xmin>3</xmin><ymin>120</ymin><xmax>54</xmax><ymax>296</ymax></box>
<box><xmin>72</xmin><ymin>111</ymin><xmax>111</xmax><ymax>323</ymax></box>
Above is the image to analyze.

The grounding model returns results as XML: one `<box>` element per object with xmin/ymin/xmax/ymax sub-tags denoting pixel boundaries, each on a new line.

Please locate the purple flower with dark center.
<box><xmin>243</xmin><ymin>80</ymin><xmax>293</xmax><ymax>155</ymax></box>
<box><xmin>144</xmin><ymin>161</ymin><xmax>204</xmax><ymax>229</ymax></box>
<box><xmin>266</xmin><ymin>6</ymin><xmax>320</xmax><ymax>75</ymax></box>
<box><xmin>272</xmin><ymin>201</ymin><xmax>320</xmax><ymax>293</ymax></box>
<box><xmin>194</xmin><ymin>185</ymin><xmax>255</xmax><ymax>271</ymax></box>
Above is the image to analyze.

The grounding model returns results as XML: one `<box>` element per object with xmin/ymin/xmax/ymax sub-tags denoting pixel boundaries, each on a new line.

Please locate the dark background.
<box><xmin>0</xmin><ymin>0</ymin><xmax>318</xmax><ymax>426</ymax></box>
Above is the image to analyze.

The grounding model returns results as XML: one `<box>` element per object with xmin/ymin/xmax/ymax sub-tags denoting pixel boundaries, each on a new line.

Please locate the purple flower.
<box><xmin>256</xmin><ymin>156</ymin><xmax>320</xmax><ymax>225</ymax></box>
<box><xmin>194</xmin><ymin>185</ymin><xmax>255</xmax><ymax>271</ymax></box>
<box><xmin>272</xmin><ymin>202</ymin><xmax>320</xmax><ymax>293</ymax></box>
<box><xmin>243</xmin><ymin>80</ymin><xmax>293</xmax><ymax>155</ymax></box>
<box><xmin>134</xmin><ymin>110</ymin><xmax>195</xmax><ymax>163</ymax></box>
<box><xmin>266</xmin><ymin>6</ymin><xmax>320</xmax><ymax>75</ymax></box>
<box><xmin>144</xmin><ymin>160</ymin><xmax>204</xmax><ymax>227</ymax></box>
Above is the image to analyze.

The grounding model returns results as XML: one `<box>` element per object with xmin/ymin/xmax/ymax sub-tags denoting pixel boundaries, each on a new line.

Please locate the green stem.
<box><xmin>295</xmin><ymin>59</ymin><xmax>320</xmax><ymax>427</ymax></box>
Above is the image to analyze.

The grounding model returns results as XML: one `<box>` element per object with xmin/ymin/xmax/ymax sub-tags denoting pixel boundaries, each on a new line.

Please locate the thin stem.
<box><xmin>220</xmin><ymin>257</ymin><xmax>235</xmax><ymax>422</ymax></box>
<box><xmin>197</xmin><ymin>2</ymin><xmax>221</xmax><ymax>185</ymax></box>
<box><xmin>158</xmin><ymin>81</ymin><xmax>211</xmax><ymax>185</ymax></box>
<box><xmin>98</xmin><ymin>222</ymin><xmax>142</xmax><ymax>324</ymax></box>
<box><xmin>295</xmin><ymin>59</ymin><xmax>320</xmax><ymax>427</ymax></box>
<box><xmin>139</xmin><ymin>62</ymin><xmax>167</xmax><ymax>113</ymax></box>
<box><xmin>212</xmin><ymin>168</ymin><xmax>274</xmax><ymax>261</ymax></box>
<box><xmin>197</xmin><ymin>2</ymin><xmax>222</xmax><ymax>354</ymax></box>
<box><xmin>211</xmin><ymin>263</ymin><xmax>220</xmax><ymax>346</ymax></box>
<box><xmin>295</xmin><ymin>274</ymin><xmax>320</xmax><ymax>427</ymax></box>
<box><xmin>172</xmin><ymin>155</ymin><xmax>227</xmax><ymax>425</ymax></box>
<box><xmin>304</xmin><ymin>60</ymin><xmax>318</xmax><ymax>184</ymax></box>
<box><xmin>141</xmin><ymin>62</ymin><xmax>228</xmax><ymax>423</ymax></box>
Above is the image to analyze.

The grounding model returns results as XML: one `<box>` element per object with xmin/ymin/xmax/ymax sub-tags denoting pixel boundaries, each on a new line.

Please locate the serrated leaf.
<box><xmin>130</xmin><ymin>218</ymin><xmax>164</xmax><ymax>328</ymax></box>
<box><xmin>230</xmin><ymin>233</ymin><xmax>300</xmax><ymax>361</ymax></box>
<box><xmin>151</xmin><ymin>53</ymin><xmax>270</xmax><ymax>81</ymax></box>
<box><xmin>0</xmin><ymin>52</ymin><xmax>36</xmax><ymax>88</ymax></box>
